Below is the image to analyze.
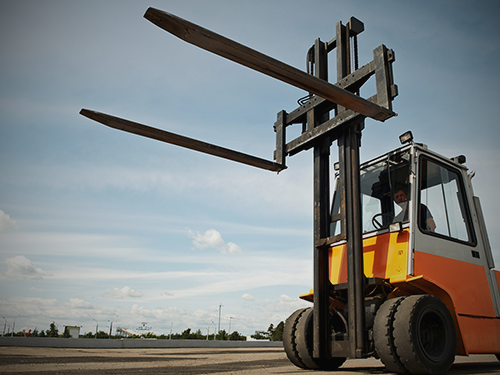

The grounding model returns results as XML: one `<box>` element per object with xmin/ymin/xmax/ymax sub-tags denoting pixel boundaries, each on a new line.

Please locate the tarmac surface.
<box><xmin>1</xmin><ymin>346</ymin><xmax>500</xmax><ymax>375</ymax></box>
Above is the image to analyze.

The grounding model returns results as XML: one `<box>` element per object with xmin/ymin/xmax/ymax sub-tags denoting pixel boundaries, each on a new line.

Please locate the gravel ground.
<box><xmin>1</xmin><ymin>347</ymin><xmax>499</xmax><ymax>374</ymax></box>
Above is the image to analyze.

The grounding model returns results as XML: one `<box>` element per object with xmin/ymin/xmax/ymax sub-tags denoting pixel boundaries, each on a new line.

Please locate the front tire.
<box><xmin>283</xmin><ymin>307</ymin><xmax>346</xmax><ymax>371</ymax></box>
<box><xmin>393</xmin><ymin>295</ymin><xmax>456</xmax><ymax>374</ymax></box>
<box><xmin>283</xmin><ymin>308</ymin><xmax>308</xmax><ymax>369</ymax></box>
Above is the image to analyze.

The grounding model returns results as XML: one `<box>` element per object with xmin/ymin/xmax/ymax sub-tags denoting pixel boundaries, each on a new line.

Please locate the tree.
<box><xmin>250</xmin><ymin>331</ymin><xmax>269</xmax><ymax>340</ymax></box>
<box><xmin>229</xmin><ymin>331</ymin><xmax>246</xmax><ymax>341</ymax></box>
<box><xmin>251</xmin><ymin>321</ymin><xmax>284</xmax><ymax>341</ymax></box>
<box><xmin>216</xmin><ymin>329</ymin><xmax>227</xmax><ymax>341</ymax></box>
<box><xmin>47</xmin><ymin>322</ymin><xmax>58</xmax><ymax>337</ymax></box>
<box><xmin>96</xmin><ymin>330</ymin><xmax>109</xmax><ymax>339</ymax></box>
<box><xmin>180</xmin><ymin>328</ymin><xmax>192</xmax><ymax>339</ymax></box>
<box><xmin>63</xmin><ymin>327</ymin><xmax>71</xmax><ymax>338</ymax></box>
<box><xmin>271</xmin><ymin>321</ymin><xmax>284</xmax><ymax>341</ymax></box>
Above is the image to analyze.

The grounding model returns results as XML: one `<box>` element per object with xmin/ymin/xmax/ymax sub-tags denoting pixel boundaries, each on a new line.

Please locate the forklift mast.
<box><xmin>274</xmin><ymin>18</ymin><xmax>398</xmax><ymax>359</ymax></box>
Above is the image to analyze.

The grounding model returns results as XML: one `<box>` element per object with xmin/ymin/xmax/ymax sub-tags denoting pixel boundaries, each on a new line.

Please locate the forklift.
<box><xmin>80</xmin><ymin>8</ymin><xmax>500</xmax><ymax>374</ymax></box>
<box><xmin>284</xmin><ymin>134</ymin><xmax>500</xmax><ymax>374</ymax></box>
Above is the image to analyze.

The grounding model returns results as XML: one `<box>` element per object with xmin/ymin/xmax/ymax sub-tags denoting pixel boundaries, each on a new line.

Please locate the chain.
<box><xmin>353</xmin><ymin>34</ymin><xmax>359</xmax><ymax>95</ymax></box>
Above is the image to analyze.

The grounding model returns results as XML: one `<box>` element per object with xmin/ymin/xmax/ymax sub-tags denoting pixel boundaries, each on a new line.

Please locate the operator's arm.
<box><xmin>420</xmin><ymin>204</ymin><xmax>436</xmax><ymax>232</ymax></box>
<box><xmin>426</xmin><ymin>217</ymin><xmax>436</xmax><ymax>232</ymax></box>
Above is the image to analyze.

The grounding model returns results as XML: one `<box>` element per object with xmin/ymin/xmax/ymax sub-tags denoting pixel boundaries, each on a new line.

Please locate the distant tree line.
<box><xmin>3</xmin><ymin>321</ymin><xmax>284</xmax><ymax>341</ymax></box>
<box><xmin>4</xmin><ymin>322</ymin><xmax>61</xmax><ymax>338</ymax></box>
<box><xmin>2</xmin><ymin>322</ymin><xmax>247</xmax><ymax>340</ymax></box>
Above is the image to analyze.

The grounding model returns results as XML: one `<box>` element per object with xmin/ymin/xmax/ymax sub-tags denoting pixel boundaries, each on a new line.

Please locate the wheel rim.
<box><xmin>417</xmin><ymin>308</ymin><xmax>447</xmax><ymax>361</ymax></box>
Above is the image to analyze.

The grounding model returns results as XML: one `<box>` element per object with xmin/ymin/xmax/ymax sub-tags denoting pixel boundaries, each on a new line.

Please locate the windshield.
<box><xmin>331</xmin><ymin>150</ymin><xmax>411</xmax><ymax>235</ymax></box>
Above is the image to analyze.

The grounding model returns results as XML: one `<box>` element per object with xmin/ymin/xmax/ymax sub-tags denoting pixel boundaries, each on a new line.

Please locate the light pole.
<box><xmin>217</xmin><ymin>304</ymin><xmax>223</xmax><ymax>339</ymax></box>
<box><xmin>11</xmin><ymin>314</ymin><xmax>20</xmax><ymax>337</ymax></box>
<box><xmin>93</xmin><ymin>319</ymin><xmax>99</xmax><ymax>337</ymax></box>
<box><xmin>228</xmin><ymin>317</ymin><xmax>233</xmax><ymax>340</ymax></box>
<box><xmin>2</xmin><ymin>317</ymin><xmax>8</xmax><ymax>336</ymax></box>
<box><xmin>211</xmin><ymin>320</ymin><xmax>217</xmax><ymax>340</ymax></box>
<box><xmin>169</xmin><ymin>323</ymin><xmax>173</xmax><ymax>340</ymax></box>
<box><xmin>108</xmin><ymin>315</ymin><xmax>118</xmax><ymax>338</ymax></box>
<box><xmin>206</xmin><ymin>326</ymin><xmax>209</xmax><ymax>341</ymax></box>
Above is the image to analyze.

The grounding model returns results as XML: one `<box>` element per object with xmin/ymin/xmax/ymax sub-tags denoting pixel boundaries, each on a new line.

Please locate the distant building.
<box><xmin>66</xmin><ymin>326</ymin><xmax>80</xmax><ymax>338</ymax></box>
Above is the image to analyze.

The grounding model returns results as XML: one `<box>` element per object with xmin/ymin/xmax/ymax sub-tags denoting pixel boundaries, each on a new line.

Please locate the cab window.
<box><xmin>330</xmin><ymin>150</ymin><xmax>411</xmax><ymax>235</ymax></box>
<box><xmin>419</xmin><ymin>157</ymin><xmax>475</xmax><ymax>244</ymax></box>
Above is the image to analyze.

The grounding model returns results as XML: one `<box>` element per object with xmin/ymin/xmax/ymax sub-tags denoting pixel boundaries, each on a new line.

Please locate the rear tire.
<box><xmin>373</xmin><ymin>296</ymin><xmax>408</xmax><ymax>374</ymax></box>
<box><xmin>393</xmin><ymin>295</ymin><xmax>456</xmax><ymax>375</ymax></box>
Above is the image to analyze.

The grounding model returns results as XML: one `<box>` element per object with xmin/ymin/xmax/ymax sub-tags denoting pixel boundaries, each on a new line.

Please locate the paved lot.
<box><xmin>0</xmin><ymin>347</ymin><xmax>499</xmax><ymax>374</ymax></box>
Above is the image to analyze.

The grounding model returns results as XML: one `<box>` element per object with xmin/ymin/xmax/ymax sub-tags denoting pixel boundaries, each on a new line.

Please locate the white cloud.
<box><xmin>3</xmin><ymin>256</ymin><xmax>51</xmax><ymax>280</ymax></box>
<box><xmin>188</xmin><ymin>228</ymin><xmax>242</xmax><ymax>254</ymax></box>
<box><xmin>29</xmin><ymin>287</ymin><xmax>44</xmax><ymax>293</ymax></box>
<box><xmin>261</xmin><ymin>294</ymin><xmax>310</xmax><ymax>313</ymax></box>
<box><xmin>207</xmin><ymin>305</ymin><xmax>219</xmax><ymax>312</ymax></box>
<box><xmin>242</xmin><ymin>293</ymin><xmax>255</xmax><ymax>301</ymax></box>
<box><xmin>131</xmin><ymin>304</ymin><xmax>185</xmax><ymax>320</ymax></box>
<box><xmin>65</xmin><ymin>298</ymin><xmax>93</xmax><ymax>309</ymax></box>
<box><xmin>104</xmin><ymin>286</ymin><xmax>143</xmax><ymax>299</ymax></box>
<box><xmin>0</xmin><ymin>210</ymin><xmax>18</xmax><ymax>231</ymax></box>
<box><xmin>226</xmin><ymin>242</ymin><xmax>242</xmax><ymax>254</ymax></box>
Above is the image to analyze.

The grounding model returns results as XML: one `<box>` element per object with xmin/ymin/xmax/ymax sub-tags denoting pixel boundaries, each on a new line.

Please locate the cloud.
<box><xmin>242</xmin><ymin>293</ymin><xmax>255</xmax><ymax>301</ymax></box>
<box><xmin>4</xmin><ymin>256</ymin><xmax>51</xmax><ymax>280</ymax></box>
<box><xmin>261</xmin><ymin>294</ymin><xmax>310</xmax><ymax>313</ymax></box>
<box><xmin>104</xmin><ymin>286</ymin><xmax>143</xmax><ymax>299</ymax></box>
<box><xmin>65</xmin><ymin>298</ymin><xmax>93</xmax><ymax>309</ymax></box>
<box><xmin>188</xmin><ymin>229</ymin><xmax>242</xmax><ymax>254</ymax></box>
<box><xmin>0</xmin><ymin>210</ymin><xmax>18</xmax><ymax>231</ymax></box>
<box><xmin>29</xmin><ymin>287</ymin><xmax>44</xmax><ymax>293</ymax></box>
<box><xmin>131</xmin><ymin>304</ymin><xmax>186</xmax><ymax>320</ymax></box>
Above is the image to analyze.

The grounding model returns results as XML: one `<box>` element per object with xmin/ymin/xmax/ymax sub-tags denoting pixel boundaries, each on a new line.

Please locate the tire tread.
<box><xmin>373</xmin><ymin>296</ymin><xmax>408</xmax><ymax>374</ymax></box>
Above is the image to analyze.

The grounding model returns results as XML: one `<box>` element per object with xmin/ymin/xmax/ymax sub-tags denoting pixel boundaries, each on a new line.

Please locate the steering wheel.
<box><xmin>371</xmin><ymin>213</ymin><xmax>392</xmax><ymax>229</ymax></box>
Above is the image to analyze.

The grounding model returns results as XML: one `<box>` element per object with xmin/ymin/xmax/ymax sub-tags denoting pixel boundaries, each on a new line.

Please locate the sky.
<box><xmin>1</xmin><ymin>0</ymin><xmax>500</xmax><ymax>337</ymax></box>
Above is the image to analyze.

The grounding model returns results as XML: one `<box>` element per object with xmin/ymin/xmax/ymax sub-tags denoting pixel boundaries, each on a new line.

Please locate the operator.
<box><xmin>393</xmin><ymin>187</ymin><xmax>436</xmax><ymax>232</ymax></box>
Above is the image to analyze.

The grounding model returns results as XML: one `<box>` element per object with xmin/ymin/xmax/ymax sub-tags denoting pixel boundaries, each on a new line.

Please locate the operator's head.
<box><xmin>394</xmin><ymin>188</ymin><xmax>408</xmax><ymax>204</ymax></box>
